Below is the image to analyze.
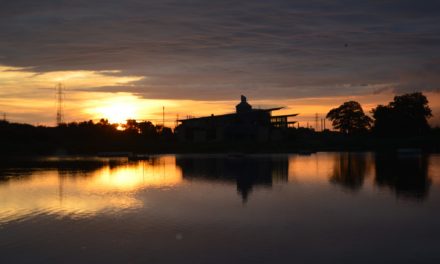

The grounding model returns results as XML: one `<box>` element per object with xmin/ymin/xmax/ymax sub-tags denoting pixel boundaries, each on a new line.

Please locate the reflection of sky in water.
<box><xmin>0</xmin><ymin>156</ymin><xmax>182</xmax><ymax>222</ymax></box>
<box><xmin>0</xmin><ymin>153</ymin><xmax>439</xmax><ymax>223</ymax></box>
<box><xmin>1</xmin><ymin>154</ymin><xmax>440</xmax><ymax>263</ymax></box>
<box><xmin>288</xmin><ymin>152</ymin><xmax>375</xmax><ymax>184</ymax></box>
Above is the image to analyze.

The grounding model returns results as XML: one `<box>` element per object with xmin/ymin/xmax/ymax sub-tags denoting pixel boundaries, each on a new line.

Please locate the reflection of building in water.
<box><xmin>175</xmin><ymin>95</ymin><xmax>298</xmax><ymax>142</ymax></box>
<box><xmin>375</xmin><ymin>154</ymin><xmax>431</xmax><ymax>201</ymax></box>
<box><xmin>176</xmin><ymin>155</ymin><xmax>289</xmax><ymax>202</ymax></box>
<box><xmin>330</xmin><ymin>153</ymin><xmax>371</xmax><ymax>191</ymax></box>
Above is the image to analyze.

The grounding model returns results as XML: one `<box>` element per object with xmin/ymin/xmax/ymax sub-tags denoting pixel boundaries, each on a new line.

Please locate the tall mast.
<box><xmin>56</xmin><ymin>83</ymin><xmax>65</xmax><ymax>126</ymax></box>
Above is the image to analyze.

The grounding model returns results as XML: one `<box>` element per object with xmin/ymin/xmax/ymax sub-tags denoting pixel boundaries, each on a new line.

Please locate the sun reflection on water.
<box><xmin>0</xmin><ymin>153</ymin><xmax>438</xmax><ymax>223</ymax></box>
<box><xmin>0</xmin><ymin>156</ymin><xmax>182</xmax><ymax>223</ymax></box>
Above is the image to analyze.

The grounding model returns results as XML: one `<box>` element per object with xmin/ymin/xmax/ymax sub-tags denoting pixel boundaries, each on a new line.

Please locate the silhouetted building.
<box><xmin>175</xmin><ymin>95</ymin><xmax>298</xmax><ymax>142</ymax></box>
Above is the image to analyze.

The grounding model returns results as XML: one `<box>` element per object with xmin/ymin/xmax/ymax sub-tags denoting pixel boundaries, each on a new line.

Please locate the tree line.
<box><xmin>0</xmin><ymin>118</ymin><xmax>176</xmax><ymax>155</ymax></box>
<box><xmin>326</xmin><ymin>92</ymin><xmax>433</xmax><ymax>136</ymax></box>
<box><xmin>0</xmin><ymin>92</ymin><xmax>438</xmax><ymax>155</ymax></box>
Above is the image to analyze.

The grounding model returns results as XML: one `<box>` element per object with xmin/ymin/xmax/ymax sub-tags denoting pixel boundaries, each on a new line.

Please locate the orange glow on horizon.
<box><xmin>1</xmin><ymin>64</ymin><xmax>439</xmax><ymax>127</ymax></box>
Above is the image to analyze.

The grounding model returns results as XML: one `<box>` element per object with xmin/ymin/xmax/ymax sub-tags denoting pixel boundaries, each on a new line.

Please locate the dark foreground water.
<box><xmin>0</xmin><ymin>153</ymin><xmax>439</xmax><ymax>264</ymax></box>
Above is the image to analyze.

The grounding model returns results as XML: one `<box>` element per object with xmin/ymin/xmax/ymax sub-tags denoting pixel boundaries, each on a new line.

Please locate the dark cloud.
<box><xmin>1</xmin><ymin>0</ymin><xmax>440</xmax><ymax>100</ymax></box>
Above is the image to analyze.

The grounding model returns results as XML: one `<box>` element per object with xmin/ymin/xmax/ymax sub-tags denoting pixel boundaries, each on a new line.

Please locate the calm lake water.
<box><xmin>1</xmin><ymin>153</ymin><xmax>439</xmax><ymax>263</ymax></box>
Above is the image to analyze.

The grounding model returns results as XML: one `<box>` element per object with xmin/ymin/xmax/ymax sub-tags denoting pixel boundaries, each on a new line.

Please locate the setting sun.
<box><xmin>96</xmin><ymin>102</ymin><xmax>136</xmax><ymax>123</ymax></box>
<box><xmin>88</xmin><ymin>95</ymin><xmax>139</xmax><ymax>123</ymax></box>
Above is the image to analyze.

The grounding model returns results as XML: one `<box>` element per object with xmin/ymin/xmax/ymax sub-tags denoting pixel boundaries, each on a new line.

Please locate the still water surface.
<box><xmin>0</xmin><ymin>153</ymin><xmax>439</xmax><ymax>263</ymax></box>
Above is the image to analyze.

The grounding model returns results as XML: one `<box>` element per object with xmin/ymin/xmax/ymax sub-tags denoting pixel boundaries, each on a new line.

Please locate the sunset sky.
<box><xmin>1</xmin><ymin>0</ymin><xmax>439</xmax><ymax>127</ymax></box>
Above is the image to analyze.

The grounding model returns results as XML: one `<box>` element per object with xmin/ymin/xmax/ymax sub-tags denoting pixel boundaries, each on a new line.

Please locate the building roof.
<box><xmin>177</xmin><ymin>95</ymin><xmax>299</xmax><ymax>123</ymax></box>
<box><xmin>178</xmin><ymin>107</ymin><xmax>284</xmax><ymax>122</ymax></box>
<box><xmin>271</xmin><ymin>113</ymin><xmax>299</xmax><ymax>118</ymax></box>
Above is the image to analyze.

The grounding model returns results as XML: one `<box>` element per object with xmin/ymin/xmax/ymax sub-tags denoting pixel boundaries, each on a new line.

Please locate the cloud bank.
<box><xmin>0</xmin><ymin>0</ymin><xmax>439</xmax><ymax>101</ymax></box>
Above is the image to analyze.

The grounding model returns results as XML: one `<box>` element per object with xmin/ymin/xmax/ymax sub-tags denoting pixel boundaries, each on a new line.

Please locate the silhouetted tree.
<box><xmin>160</xmin><ymin>126</ymin><xmax>173</xmax><ymax>137</ymax></box>
<box><xmin>97</xmin><ymin>118</ymin><xmax>109</xmax><ymax>126</ymax></box>
<box><xmin>326</xmin><ymin>101</ymin><xmax>372</xmax><ymax>134</ymax></box>
<box><xmin>372</xmin><ymin>92</ymin><xmax>432</xmax><ymax>136</ymax></box>
<box><xmin>138</xmin><ymin>121</ymin><xmax>157</xmax><ymax>138</ymax></box>
<box><xmin>124</xmin><ymin>119</ymin><xmax>140</xmax><ymax>134</ymax></box>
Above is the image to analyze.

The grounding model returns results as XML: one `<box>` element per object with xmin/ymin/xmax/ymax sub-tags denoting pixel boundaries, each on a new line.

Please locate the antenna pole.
<box><xmin>315</xmin><ymin>113</ymin><xmax>319</xmax><ymax>131</ymax></box>
<box><xmin>162</xmin><ymin>106</ymin><xmax>165</xmax><ymax>127</ymax></box>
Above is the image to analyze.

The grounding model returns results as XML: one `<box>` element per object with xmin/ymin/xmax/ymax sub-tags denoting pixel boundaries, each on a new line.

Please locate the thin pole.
<box><xmin>315</xmin><ymin>113</ymin><xmax>319</xmax><ymax>131</ymax></box>
<box><xmin>56</xmin><ymin>83</ymin><xmax>65</xmax><ymax>125</ymax></box>
<box><xmin>162</xmin><ymin>106</ymin><xmax>165</xmax><ymax>127</ymax></box>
